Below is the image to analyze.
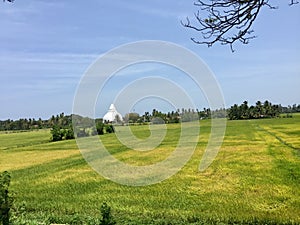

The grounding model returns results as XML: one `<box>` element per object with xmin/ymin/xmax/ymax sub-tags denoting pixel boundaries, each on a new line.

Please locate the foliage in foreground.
<box><xmin>0</xmin><ymin>171</ymin><xmax>13</xmax><ymax>225</ymax></box>
<box><xmin>99</xmin><ymin>202</ymin><xmax>116</xmax><ymax>225</ymax></box>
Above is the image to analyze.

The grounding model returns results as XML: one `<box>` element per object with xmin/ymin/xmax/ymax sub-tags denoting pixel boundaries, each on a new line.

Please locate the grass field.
<box><xmin>0</xmin><ymin>115</ymin><xmax>299</xmax><ymax>224</ymax></box>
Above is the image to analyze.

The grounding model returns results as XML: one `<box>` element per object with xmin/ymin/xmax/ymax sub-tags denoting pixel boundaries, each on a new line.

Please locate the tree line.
<box><xmin>123</xmin><ymin>107</ymin><xmax>214</xmax><ymax>124</ymax></box>
<box><xmin>1</xmin><ymin>101</ymin><xmax>299</xmax><ymax>133</ymax></box>
<box><xmin>0</xmin><ymin>113</ymin><xmax>71</xmax><ymax>131</ymax></box>
<box><xmin>227</xmin><ymin>101</ymin><xmax>300</xmax><ymax>120</ymax></box>
<box><xmin>124</xmin><ymin>101</ymin><xmax>300</xmax><ymax>123</ymax></box>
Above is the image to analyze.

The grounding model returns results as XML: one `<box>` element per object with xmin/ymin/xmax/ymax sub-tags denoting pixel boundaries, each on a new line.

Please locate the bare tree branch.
<box><xmin>182</xmin><ymin>0</ymin><xmax>298</xmax><ymax>51</ymax></box>
<box><xmin>289</xmin><ymin>0</ymin><xmax>299</xmax><ymax>5</ymax></box>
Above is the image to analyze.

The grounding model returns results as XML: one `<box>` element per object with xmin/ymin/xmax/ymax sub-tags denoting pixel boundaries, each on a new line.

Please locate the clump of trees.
<box><xmin>0</xmin><ymin>113</ymin><xmax>72</xmax><ymax>131</ymax></box>
<box><xmin>50</xmin><ymin>117</ymin><xmax>115</xmax><ymax>142</ymax></box>
<box><xmin>0</xmin><ymin>112</ymin><xmax>115</xmax><ymax>141</ymax></box>
<box><xmin>227</xmin><ymin>100</ymin><xmax>282</xmax><ymax>120</ymax></box>
<box><xmin>124</xmin><ymin>108</ymin><xmax>212</xmax><ymax>125</ymax></box>
<box><xmin>124</xmin><ymin>112</ymin><xmax>141</xmax><ymax>124</ymax></box>
<box><xmin>280</xmin><ymin>104</ymin><xmax>300</xmax><ymax>114</ymax></box>
<box><xmin>123</xmin><ymin>101</ymin><xmax>299</xmax><ymax>123</ymax></box>
<box><xmin>105</xmin><ymin>124</ymin><xmax>115</xmax><ymax>134</ymax></box>
<box><xmin>124</xmin><ymin>107</ymin><xmax>227</xmax><ymax>124</ymax></box>
<box><xmin>50</xmin><ymin>125</ymin><xmax>74</xmax><ymax>142</ymax></box>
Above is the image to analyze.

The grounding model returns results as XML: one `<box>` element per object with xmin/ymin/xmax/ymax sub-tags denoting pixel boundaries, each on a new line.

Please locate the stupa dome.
<box><xmin>103</xmin><ymin>104</ymin><xmax>123</xmax><ymax>122</ymax></box>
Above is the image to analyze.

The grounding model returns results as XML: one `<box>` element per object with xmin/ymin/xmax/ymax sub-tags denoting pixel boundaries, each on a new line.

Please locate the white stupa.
<box><xmin>103</xmin><ymin>104</ymin><xmax>123</xmax><ymax>122</ymax></box>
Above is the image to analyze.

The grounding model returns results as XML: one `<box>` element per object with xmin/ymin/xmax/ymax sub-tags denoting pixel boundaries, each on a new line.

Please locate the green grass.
<box><xmin>0</xmin><ymin>129</ymin><xmax>51</xmax><ymax>150</ymax></box>
<box><xmin>0</xmin><ymin>116</ymin><xmax>299</xmax><ymax>224</ymax></box>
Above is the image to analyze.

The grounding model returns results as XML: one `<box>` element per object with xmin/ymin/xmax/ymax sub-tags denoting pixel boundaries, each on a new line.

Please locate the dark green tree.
<box><xmin>240</xmin><ymin>101</ymin><xmax>249</xmax><ymax>119</ymax></box>
<box><xmin>255</xmin><ymin>101</ymin><xmax>263</xmax><ymax>118</ymax></box>
<box><xmin>228</xmin><ymin>100</ymin><xmax>281</xmax><ymax>120</ymax></box>
<box><xmin>143</xmin><ymin>111</ymin><xmax>150</xmax><ymax>122</ymax></box>
<box><xmin>228</xmin><ymin>104</ymin><xmax>240</xmax><ymax>120</ymax></box>
<box><xmin>263</xmin><ymin>100</ymin><xmax>272</xmax><ymax>117</ymax></box>
<box><xmin>96</xmin><ymin>121</ymin><xmax>105</xmax><ymax>135</ymax></box>
<box><xmin>65</xmin><ymin>126</ymin><xmax>75</xmax><ymax>140</ymax></box>
<box><xmin>105</xmin><ymin>124</ymin><xmax>115</xmax><ymax>134</ymax></box>
<box><xmin>50</xmin><ymin>125</ymin><xmax>63</xmax><ymax>141</ymax></box>
<box><xmin>0</xmin><ymin>171</ymin><xmax>13</xmax><ymax>225</ymax></box>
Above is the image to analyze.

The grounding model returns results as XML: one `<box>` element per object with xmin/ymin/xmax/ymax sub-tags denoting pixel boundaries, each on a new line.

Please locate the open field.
<box><xmin>0</xmin><ymin>115</ymin><xmax>300</xmax><ymax>224</ymax></box>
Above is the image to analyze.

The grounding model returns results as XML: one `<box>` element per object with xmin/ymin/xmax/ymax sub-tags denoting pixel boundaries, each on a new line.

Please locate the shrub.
<box><xmin>0</xmin><ymin>171</ymin><xmax>13</xmax><ymax>225</ymax></box>
<box><xmin>65</xmin><ymin>126</ymin><xmax>75</xmax><ymax>140</ymax></box>
<box><xmin>50</xmin><ymin>125</ymin><xmax>63</xmax><ymax>141</ymax></box>
<box><xmin>96</xmin><ymin>122</ymin><xmax>105</xmax><ymax>135</ymax></box>
<box><xmin>51</xmin><ymin>125</ymin><xmax>75</xmax><ymax>141</ymax></box>
<box><xmin>99</xmin><ymin>202</ymin><xmax>116</xmax><ymax>225</ymax></box>
<box><xmin>105</xmin><ymin>125</ymin><xmax>114</xmax><ymax>134</ymax></box>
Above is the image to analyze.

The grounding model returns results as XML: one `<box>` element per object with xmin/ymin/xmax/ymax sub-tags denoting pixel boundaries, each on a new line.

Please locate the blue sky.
<box><xmin>0</xmin><ymin>0</ymin><xmax>299</xmax><ymax>120</ymax></box>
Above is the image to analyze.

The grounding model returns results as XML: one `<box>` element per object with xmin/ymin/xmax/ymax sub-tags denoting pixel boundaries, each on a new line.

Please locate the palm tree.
<box><xmin>255</xmin><ymin>101</ymin><xmax>263</xmax><ymax>118</ymax></box>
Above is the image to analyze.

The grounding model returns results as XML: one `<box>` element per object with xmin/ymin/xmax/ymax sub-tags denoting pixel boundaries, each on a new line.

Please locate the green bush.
<box><xmin>99</xmin><ymin>202</ymin><xmax>116</xmax><ymax>225</ymax></box>
<box><xmin>96</xmin><ymin>122</ymin><xmax>105</xmax><ymax>135</ymax></box>
<box><xmin>50</xmin><ymin>125</ymin><xmax>75</xmax><ymax>141</ymax></box>
<box><xmin>50</xmin><ymin>125</ymin><xmax>63</xmax><ymax>141</ymax></box>
<box><xmin>105</xmin><ymin>125</ymin><xmax>114</xmax><ymax>134</ymax></box>
<box><xmin>65</xmin><ymin>126</ymin><xmax>75</xmax><ymax>140</ymax></box>
<box><xmin>0</xmin><ymin>171</ymin><xmax>13</xmax><ymax>225</ymax></box>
